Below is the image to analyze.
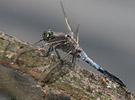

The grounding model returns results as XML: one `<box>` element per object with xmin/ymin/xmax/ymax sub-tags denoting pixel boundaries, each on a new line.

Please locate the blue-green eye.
<box><xmin>43</xmin><ymin>32</ymin><xmax>49</xmax><ymax>41</ymax></box>
<box><xmin>42</xmin><ymin>30</ymin><xmax>53</xmax><ymax>41</ymax></box>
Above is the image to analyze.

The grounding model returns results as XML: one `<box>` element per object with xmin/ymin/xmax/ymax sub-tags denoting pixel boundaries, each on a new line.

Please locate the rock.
<box><xmin>0</xmin><ymin>64</ymin><xmax>45</xmax><ymax>100</ymax></box>
<box><xmin>45</xmin><ymin>92</ymin><xmax>70</xmax><ymax>100</ymax></box>
<box><xmin>0</xmin><ymin>32</ymin><xmax>135</xmax><ymax>100</ymax></box>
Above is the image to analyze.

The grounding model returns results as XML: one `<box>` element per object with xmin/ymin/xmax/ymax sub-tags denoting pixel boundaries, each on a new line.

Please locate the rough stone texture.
<box><xmin>0</xmin><ymin>32</ymin><xmax>135</xmax><ymax>100</ymax></box>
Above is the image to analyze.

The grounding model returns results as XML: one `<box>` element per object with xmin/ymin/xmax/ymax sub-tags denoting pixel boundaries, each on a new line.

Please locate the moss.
<box><xmin>0</xmin><ymin>55</ymin><xmax>3</xmax><ymax>58</ymax></box>
<box><xmin>103</xmin><ymin>97</ymin><xmax>108</xmax><ymax>100</ymax></box>
<box><xmin>2</xmin><ymin>49</ymin><xmax>7</xmax><ymax>58</ymax></box>
<box><xmin>16</xmin><ymin>48</ymin><xmax>47</xmax><ymax>68</ymax></box>
<box><xmin>11</xmin><ymin>54</ymin><xmax>17</xmax><ymax>59</ymax></box>
<box><xmin>0</xmin><ymin>33</ymin><xmax>134</xmax><ymax>100</ymax></box>
<box><xmin>96</xmin><ymin>91</ymin><xmax>102</xmax><ymax>97</ymax></box>
<box><xmin>0</xmin><ymin>40</ymin><xmax>3</xmax><ymax>46</ymax></box>
<box><xmin>71</xmin><ymin>76</ymin><xmax>84</xmax><ymax>89</ymax></box>
<box><xmin>53</xmin><ymin>81</ymin><xmax>92</xmax><ymax>100</ymax></box>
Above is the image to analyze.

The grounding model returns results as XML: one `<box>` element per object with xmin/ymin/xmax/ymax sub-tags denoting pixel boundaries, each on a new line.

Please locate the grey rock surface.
<box><xmin>0</xmin><ymin>32</ymin><xmax>134</xmax><ymax>100</ymax></box>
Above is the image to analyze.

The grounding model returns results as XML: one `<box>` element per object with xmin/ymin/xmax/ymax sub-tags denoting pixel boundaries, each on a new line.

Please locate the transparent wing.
<box><xmin>75</xmin><ymin>24</ymin><xmax>80</xmax><ymax>44</ymax></box>
<box><xmin>60</xmin><ymin>1</ymin><xmax>74</xmax><ymax>38</ymax></box>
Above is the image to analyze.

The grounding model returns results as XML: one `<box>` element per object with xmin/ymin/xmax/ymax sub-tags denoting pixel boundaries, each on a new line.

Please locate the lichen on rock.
<box><xmin>0</xmin><ymin>32</ymin><xmax>135</xmax><ymax>100</ymax></box>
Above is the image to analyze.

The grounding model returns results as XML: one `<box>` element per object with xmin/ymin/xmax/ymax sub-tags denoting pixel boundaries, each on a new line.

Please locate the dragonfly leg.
<box><xmin>71</xmin><ymin>54</ymin><xmax>77</xmax><ymax>64</ymax></box>
<box><xmin>46</xmin><ymin>45</ymin><xmax>54</xmax><ymax>56</ymax></box>
<box><xmin>70</xmin><ymin>46</ymin><xmax>77</xmax><ymax>64</ymax></box>
<box><xmin>72</xmin><ymin>55</ymin><xmax>75</xmax><ymax>63</ymax></box>
<box><xmin>54</xmin><ymin>47</ymin><xmax>61</xmax><ymax>59</ymax></box>
<box><xmin>54</xmin><ymin>46</ymin><xmax>64</xmax><ymax>66</ymax></box>
<box><xmin>38</xmin><ymin>45</ymin><xmax>53</xmax><ymax>58</ymax></box>
<box><xmin>40</xmin><ymin>48</ymin><xmax>72</xmax><ymax>83</ymax></box>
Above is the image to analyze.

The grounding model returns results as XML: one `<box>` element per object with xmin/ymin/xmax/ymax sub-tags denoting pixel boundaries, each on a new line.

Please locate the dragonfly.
<box><xmin>35</xmin><ymin>1</ymin><xmax>126</xmax><ymax>87</ymax></box>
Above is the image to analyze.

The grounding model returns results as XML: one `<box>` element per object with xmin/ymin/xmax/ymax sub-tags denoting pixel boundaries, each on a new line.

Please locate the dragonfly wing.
<box><xmin>75</xmin><ymin>24</ymin><xmax>80</xmax><ymax>44</ymax></box>
<box><xmin>60</xmin><ymin>1</ymin><xmax>74</xmax><ymax>38</ymax></box>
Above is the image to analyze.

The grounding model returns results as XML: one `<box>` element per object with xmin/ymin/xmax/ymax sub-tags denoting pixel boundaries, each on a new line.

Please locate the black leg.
<box><xmin>71</xmin><ymin>54</ymin><xmax>76</xmax><ymax>67</ymax></box>
<box><xmin>38</xmin><ymin>45</ymin><xmax>53</xmax><ymax>57</ymax></box>
<box><xmin>72</xmin><ymin>54</ymin><xmax>75</xmax><ymax>63</ymax></box>
<box><xmin>55</xmin><ymin>47</ymin><xmax>64</xmax><ymax>66</ymax></box>
<box><xmin>55</xmin><ymin>47</ymin><xmax>61</xmax><ymax>59</ymax></box>
<box><xmin>46</xmin><ymin>46</ymin><xmax>53</xmax><ymax>56</ymax></box>
<box><xmin>70</xmin><ymin>46</ymin><xmax>76</xmax><ymax>63</ymax></box>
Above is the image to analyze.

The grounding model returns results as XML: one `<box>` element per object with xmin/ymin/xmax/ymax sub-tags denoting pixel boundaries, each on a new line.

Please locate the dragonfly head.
<box><xmin>42</xmin><ymin>29</ymin><xmax>54</xmax><ymax>41</ymax></box>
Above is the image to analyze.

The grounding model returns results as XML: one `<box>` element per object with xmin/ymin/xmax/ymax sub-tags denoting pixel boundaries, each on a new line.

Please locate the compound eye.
<box><xmin>42</xmin><ymin>31</ymin><xmax>50</xmax><ymax>41</ymax></box>
<box><xmin>46</xmin><ymin>32</ymin><xmax>50</xmax><ymax>37</ymax></box>
<box><xmin>42</xmin><ymin>29</ymin><xmax>54</xmax><ymax>41</ymax></box>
